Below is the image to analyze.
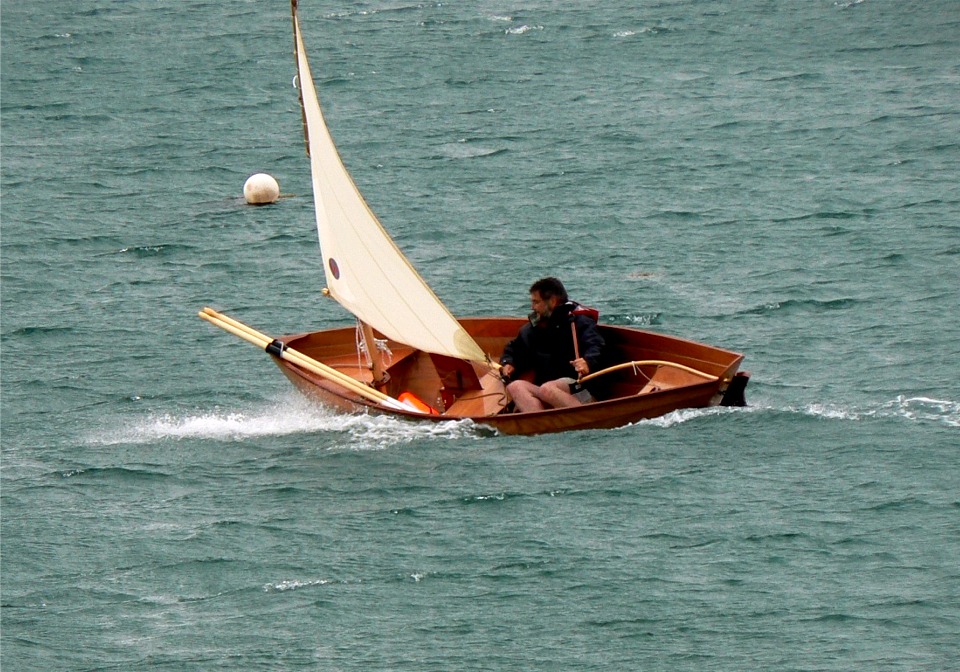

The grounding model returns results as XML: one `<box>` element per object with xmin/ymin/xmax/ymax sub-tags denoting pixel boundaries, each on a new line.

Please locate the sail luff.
<box><xmin>291</xmin><ymin>8</ymin><xmax>489</xmax><ymax>365</ymax></box>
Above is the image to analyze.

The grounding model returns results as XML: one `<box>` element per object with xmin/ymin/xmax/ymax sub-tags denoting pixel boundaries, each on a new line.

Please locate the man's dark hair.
<box><xmin>530</xmin><ymin>277</ymin><xmax>568</xmax><ymax>302</ymax></box>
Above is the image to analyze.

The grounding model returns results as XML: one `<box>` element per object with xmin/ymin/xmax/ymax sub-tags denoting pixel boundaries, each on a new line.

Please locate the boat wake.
<box><xmin>633</xmin><ymin>406</ymin><xmax>738</xmax><ymax>428</ymax></box>
<box><xmin>89</xmin><ymin>395</ymin><xmax>488</xmax><ymax>448</ymax></box>
<box><xmin>90</xmin><ymin>394</ymin><xmax>956</xmax><ymax>448</ymax></box>
<box><xmin>749</xmin><ymin>395</ymin><xmax>959</xmax><ymax>427</ymax></box>
<box><xmin>805</xmin><ymin>396</ymin><xmax>959</xmax><ymax>426</ymax></box>
<box><xmin>621</xmin><ymin>395</ymin><xmax>960</xmax><ymax>430</ymax></box>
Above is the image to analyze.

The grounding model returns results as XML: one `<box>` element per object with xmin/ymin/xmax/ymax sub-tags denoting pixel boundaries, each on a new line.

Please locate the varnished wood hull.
<box><xmin>270</xmin><ymin>317</ymin><xmax>746</xmax><ymax>435</ymax></box>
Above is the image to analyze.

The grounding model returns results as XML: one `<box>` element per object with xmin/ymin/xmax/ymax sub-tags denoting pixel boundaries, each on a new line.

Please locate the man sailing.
<box><xmin>499</xmin><ymin>277</ymin><xmax>606</xmax><ymax>412</ymax></box>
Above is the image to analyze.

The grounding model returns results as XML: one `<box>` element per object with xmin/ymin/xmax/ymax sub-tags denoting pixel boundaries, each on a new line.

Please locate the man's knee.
<box><xmin>507</xmin><ymin>380</ymin><xmax>531</xmax><ymax>396</ymax></box>
<box><xmin>538</xmin><ymin>378</ymin><xmax>583</xmax><ymax>408</ymax></box>
<box><xmin>541</xmin><ymin>379</ymin><xmax>572</xmax><ymax>394</ymax></box>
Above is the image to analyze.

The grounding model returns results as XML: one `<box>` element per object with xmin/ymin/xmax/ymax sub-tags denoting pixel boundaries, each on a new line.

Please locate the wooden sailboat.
<box><xmin>199</xmin><ymin>1</ymin><xmax>748</xmax><ymax>436</ymax></box>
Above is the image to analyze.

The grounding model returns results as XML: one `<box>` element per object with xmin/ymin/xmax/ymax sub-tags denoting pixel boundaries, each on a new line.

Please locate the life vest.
<box><xmin>571</xmin><ymin>304</ymin><xmax>599</xmax><ymax>323</ymax></box>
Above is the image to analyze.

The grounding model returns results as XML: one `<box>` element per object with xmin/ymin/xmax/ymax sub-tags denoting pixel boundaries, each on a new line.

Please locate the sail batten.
<box><xmin>292</xmin><ymin>10</ymin><xmax>488</xmax><ymax>365</ymax></box>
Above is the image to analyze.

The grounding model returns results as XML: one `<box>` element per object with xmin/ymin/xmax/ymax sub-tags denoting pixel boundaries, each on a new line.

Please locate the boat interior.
<box><xmin>281</xmin><ymin>318</ymin><xmax>742</xmax><ymax>418</ymax></box>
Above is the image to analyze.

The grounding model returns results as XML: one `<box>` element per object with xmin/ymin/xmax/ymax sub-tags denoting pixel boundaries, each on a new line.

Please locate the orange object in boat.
<box><xmin>398</xmin><ymin>392</ymin><xmax>440</xmax><ymax>415</ymax></box>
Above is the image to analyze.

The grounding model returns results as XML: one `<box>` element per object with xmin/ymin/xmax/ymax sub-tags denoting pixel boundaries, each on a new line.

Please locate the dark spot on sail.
<box><xmin>328</xmin><ymin>257</ymin><xmax>340</xmax><ymax>280</ymax></box>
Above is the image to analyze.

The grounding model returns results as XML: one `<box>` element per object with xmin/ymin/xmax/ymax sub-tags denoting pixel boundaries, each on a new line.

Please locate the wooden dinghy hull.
<box><xmin>269</xmin><ymin>317</ymin><xmax>747</xmax><ymax>436</ymax></box>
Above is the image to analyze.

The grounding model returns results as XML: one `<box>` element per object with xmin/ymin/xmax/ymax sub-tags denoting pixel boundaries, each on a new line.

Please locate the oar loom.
<box><xmin>198</xmin><ymin>308</ymin><xmax>423</xmax><ymax>413</ymax></box>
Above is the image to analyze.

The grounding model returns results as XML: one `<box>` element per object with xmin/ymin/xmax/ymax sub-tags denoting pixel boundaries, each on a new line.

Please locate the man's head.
<box><xmin>529</xmin><ymin>277</ymin><xmax>568</xmax><ymax>320</ymax></box>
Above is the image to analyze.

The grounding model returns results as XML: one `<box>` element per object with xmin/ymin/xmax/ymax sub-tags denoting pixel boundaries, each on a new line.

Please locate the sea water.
<box><xmin>2</xmin><ymin>1</ymin><xmax>958</xmax><ymax>669</ymax></box>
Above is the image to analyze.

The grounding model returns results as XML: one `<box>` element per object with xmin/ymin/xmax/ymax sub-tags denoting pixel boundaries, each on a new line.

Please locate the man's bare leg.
<box><xmin>506</xmin><ymin>380</ymin><xmax>546</xmax><ymax>412</ymax></box>
<box><xmin>536</xmin><ymin>379</ymin><xmax>583</xmax><ymax>409</ymax></box>
<box><xmin>507</xmin><ymin>379</ymin><xmax>584</xmax><ymax>412</ymax></box>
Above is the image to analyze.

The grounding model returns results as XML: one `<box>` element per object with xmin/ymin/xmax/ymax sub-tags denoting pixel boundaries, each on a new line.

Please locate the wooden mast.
<box><xmin>359</xmin><ymin>321</ymin><xmax>388</xmax><ymax>390</ymax></box>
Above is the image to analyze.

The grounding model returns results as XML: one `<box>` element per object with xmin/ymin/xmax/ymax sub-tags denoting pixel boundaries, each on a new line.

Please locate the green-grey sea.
<box><xmin>2</xmin><ymin>1</ymin><xmax>958</xmax><ymax>669</ymax></box>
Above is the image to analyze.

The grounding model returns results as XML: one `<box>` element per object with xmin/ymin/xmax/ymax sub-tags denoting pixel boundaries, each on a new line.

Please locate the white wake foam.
<box><xmin>768</xmin><ymin>396</ymin><xmax>959</xmax><ymax>427</ymax></box>
<box><xmin>633</xmin><ymin>405</ymin><xmax>739</xmax><ymax>428</ymax></box>
<box><xmin>88</xmin><ymin>393</ymin><xmax>957</xmax><ymax>449</ymax></box>
<box><xmin>628</xmin><ymin>395</ymin><xmax>959</xmax><ymax>429</ymax></box>
<box><xmin>90</xmin><ymin>394</ymin><xmax>485</xmax><ymax>448</ymax></box>
<box><xmin>872</xmin><ymin>396</ymin><xmax>959</xmax><ymax>426</ymax></box>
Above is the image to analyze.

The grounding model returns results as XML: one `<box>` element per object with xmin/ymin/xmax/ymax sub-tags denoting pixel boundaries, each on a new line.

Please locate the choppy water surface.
<box><xmin>2</xmin><ymin>1</ymin><xmax>958</xmax><ymax>669</ymax></box>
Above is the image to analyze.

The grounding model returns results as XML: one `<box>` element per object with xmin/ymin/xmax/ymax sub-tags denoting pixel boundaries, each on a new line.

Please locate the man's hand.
<box><xmin>571</xmin><ymin>358</ymin><xmax>589</xmax><ymax>377</ymax></box>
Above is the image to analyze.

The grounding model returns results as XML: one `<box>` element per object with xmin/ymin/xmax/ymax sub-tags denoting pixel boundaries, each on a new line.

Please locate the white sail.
<box><xmin>293</xmin><ymin>13</ymin><xmax>489</xmax><ymax>365</ymax></box>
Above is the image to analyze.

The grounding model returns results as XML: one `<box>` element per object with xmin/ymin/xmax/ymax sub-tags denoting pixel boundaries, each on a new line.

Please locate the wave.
<box><xmin>435</xmin><ymin>143</ymin><xmax>509</xmax><ymax>160</ymax></box>
<box><xmin>602</xmin><ymin>312</ymin><xmax>661</xmax><ymax>327</ymax></box>
<box><xmin>87</xmin><ymin>395</ymin><xmax>487</xmax><ymax>448</ymax></box>
<box><xmin>627</xmin><ymin>406</ymin><xmax>740</xmax><ymax>428</ymax></box>
<box><xmin>622</xmin><ymin>396</ymin><xmax>959</xmax><ymax>429</ymax></box>
<box><xmin>263</xmin><ymin>578</ymin><xmax>338</xmax><ymax>593</ymax></box>
<box><xmin>754</xmin><ymin>396</ymin><xmax>960</xmax><ymax>427</ymax></box>
<box><xmin>55</xmin><ymin>465</ymin><xmax>169</xmax><ymax>482</ymax></box>
<box><xmin>505</xmin><ymin>24</ymin><xmax>543</xmax><ymax>36</ymax></box>
<box><xmin>737</xmin><ymin>297</ymin><xmax>865</xmax><ymax>316</ymax></box>
<box><xmin>116</xmin><ymin>243</ymin><xmax>195</xmax><ymax>258</ymax></box>
<box><xmin>4</xmin><ymin>325</ymin><xmax>77</xmax><ymax>338</ymax></box>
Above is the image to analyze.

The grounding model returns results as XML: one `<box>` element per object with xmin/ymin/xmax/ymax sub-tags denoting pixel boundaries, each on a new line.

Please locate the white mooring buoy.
<box><xmin>243</xmin><ymin>173</ymin><xmax>280</xmax><ymax>205</ymax></box>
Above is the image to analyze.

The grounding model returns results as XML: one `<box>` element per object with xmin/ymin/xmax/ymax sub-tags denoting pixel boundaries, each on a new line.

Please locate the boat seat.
<box><xmin>444</xmin><ymin>388</ymin><xmax>507</xmax><ymax>417</ymax></box>
<box><xmin>443</xmin><ymin>369</ymin><xmax>508</xmax><ymax>417</ymax></box>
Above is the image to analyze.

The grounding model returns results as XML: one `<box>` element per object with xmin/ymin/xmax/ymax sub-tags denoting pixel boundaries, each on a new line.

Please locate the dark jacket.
<box><xmin>500</xmin><ymin>301</ymin><xmax>606</xmax><ymax>395</ymax></box>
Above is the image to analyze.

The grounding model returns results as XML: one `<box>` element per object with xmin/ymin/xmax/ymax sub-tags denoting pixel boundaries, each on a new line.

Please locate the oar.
<box><xmin>199</xmin><ymin>308</ymin><xmax>421</xmax><ymax>413</ymax></box>
<box><xmin>199</xmin><ymin>308</ymin><xmax>390</xmax><ymax>401</ymax></box>
<box><xmin>571</xmin><ymin>322</ymin><xmax>582</xmax><ymax>382</ymax></box>
<box><xmin>199</xmin><ymin>308</ymin><xmax>414</xmax><ymax>411</ymax></box>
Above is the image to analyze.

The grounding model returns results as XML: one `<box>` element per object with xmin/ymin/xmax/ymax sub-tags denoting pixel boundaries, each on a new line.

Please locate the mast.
<box><xmin>291</xmin><ymin>0</ymin><xmax>309</xmax><ymax>156</ymax></box>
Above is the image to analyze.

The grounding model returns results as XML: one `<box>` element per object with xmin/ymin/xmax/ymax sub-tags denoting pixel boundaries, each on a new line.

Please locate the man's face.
<box><xmin>530</xmin><ymin>291</ymin><xmax>558</xmax><ymax>320</ymax></box>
